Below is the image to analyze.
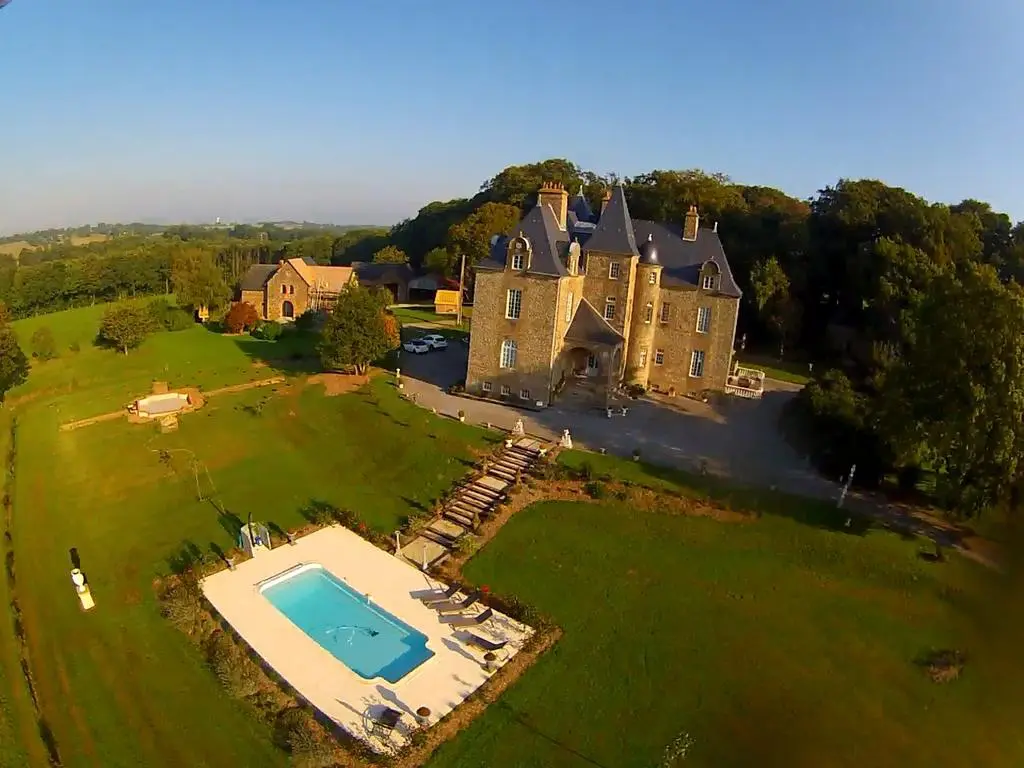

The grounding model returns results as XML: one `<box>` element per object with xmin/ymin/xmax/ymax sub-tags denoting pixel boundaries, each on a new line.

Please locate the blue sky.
<box><xmin>2</xmin><ymin>0</ymin><xmax>1022</xmax><ymax>234</ymax></box>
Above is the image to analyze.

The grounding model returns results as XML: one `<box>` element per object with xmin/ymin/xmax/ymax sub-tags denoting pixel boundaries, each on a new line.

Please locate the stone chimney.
<box><xmin>538</xmin><ymin>182</ymin><xmax>568</xmax><ymax>230</ymax></box>
<box><xmin>600</xmin><ymin>189</ymin><xmax>612</xmax><ymax>216</ymax></box>
<box><xmin>683</xmin><ymin>205</ymin><xmax>700</xmax><ymax>242</ymax></box>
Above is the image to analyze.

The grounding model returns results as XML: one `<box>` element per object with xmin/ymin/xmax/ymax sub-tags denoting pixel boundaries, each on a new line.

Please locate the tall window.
<box><xmin>500</xmin><ymin>339</ymin><xmax>517</xmax><ymax>369</ymax></box>
<box><xmin>702</xmin><ymin>274</ymin><xmax>716</xmax><ymax>290</ymax></box>
<box><xmin>660</xmin><ymin>302</ymin><xmax>671</xmax><ymax>323</ymax></box>
<box><xmin>690</xmin><ymin>350</ymin><xmax>705</xmax><ymax>377</ymax></box>
<box><xmin>644</xmin><ymin>302</ymin><xmax>653</xmax><ymax>324</ymax></box>
<box><xmin>506</xmin><ymin>288</ymin><xmax>522</xmax><ymax>319</ymax></box>
<box><xmin>566</xmin><ymin>291</ymin><xmax>574</xmax><ymax>323</ymax></box>
<box><xmin>648</xmin><ymin>271</ymin><xmax>657</xmax><ymax>285</ymax></box>
<box><xmin>696</xmin><ymin>306</ymin><xmax>711</xmax><ymax>333</ymax></box>
<box><xmin>639</xmin><ymin>348</ymin><xmax>648</xmax><ymax>366</ymax></box>
<box><xmin>655</xmin><ymin>349</ymin><xmax>665</xmax><ymax>365</ymax></box>
<box><xmin>604</xmin><ymin>296</ymin><xmax>616</xmax><ymax>320</ymax></box>
<box><xmin>281</xmin><ymin>285</ymin><xmax>287</xmax><ymax>295</ymax></box>
<box><xmin>608</xmin><ymin>261</ymin><xmax>620</xmax><ymax>279</ymax></box>
<box><xmin>511</xmin><ymin>251</ymin><xmax>524</xmax><ymax>270</ymax></box>
<box><xmin>289</xmin><ymin>285</ymin><xmax>295</xmax><ymax>295</ymax></box>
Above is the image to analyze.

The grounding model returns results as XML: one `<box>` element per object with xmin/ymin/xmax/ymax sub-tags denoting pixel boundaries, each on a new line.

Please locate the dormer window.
<box><xmin>700</xmin><ymin>260</ymin><xmax>721</xmax><ymax>291</ymax></box>
<box><xmin>702</xmin><ymin>274</ymin><xmax>716</xmax><ymax>290</ymax></box>
<box><xmin>507</xmin><ymin>236</ymin><xmax>530</xmax><ymax>271</ymax></box>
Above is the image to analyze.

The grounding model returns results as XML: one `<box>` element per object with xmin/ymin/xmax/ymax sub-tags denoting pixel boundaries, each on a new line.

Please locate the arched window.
<box><xmin>500</xmin><ymin>339</ymin><xmax>517</xmax><ymax>369</ymax></box>
<box><xmin>645</xmin><ymin>302</ymin><xmax>654</xmax><ymax>323</ymax></box>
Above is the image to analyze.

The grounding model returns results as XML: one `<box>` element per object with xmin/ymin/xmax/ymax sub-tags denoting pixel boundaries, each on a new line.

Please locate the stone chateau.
<box><xmin>466</xmin><ymin>182</ymin><xmax>742</xmax><ymax>407</ymax></box>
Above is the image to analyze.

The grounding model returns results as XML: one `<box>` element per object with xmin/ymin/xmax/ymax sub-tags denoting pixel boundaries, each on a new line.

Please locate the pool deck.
<box><xmin>201</xmin><ymin>525</ymin><xmax>534</xmax><ymax>751</ymax></box>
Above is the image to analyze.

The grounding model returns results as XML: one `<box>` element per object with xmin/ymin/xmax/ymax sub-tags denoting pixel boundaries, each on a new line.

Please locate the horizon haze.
<box><xmin>3</xmin><ymin>0</ymin><xmax>1023</xmax><ymax>235</ymax></box>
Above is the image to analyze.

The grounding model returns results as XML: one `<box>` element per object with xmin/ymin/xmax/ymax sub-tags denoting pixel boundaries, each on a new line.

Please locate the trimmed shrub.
<box><xmin>584</xmin><ymin>480</ymin><xmax>607</xmax><ymax>499</ymax></box>
<box><xmin>252</xmin><ymin>321</ymin><xmax>283</xmax><ymax>341</ymax></box>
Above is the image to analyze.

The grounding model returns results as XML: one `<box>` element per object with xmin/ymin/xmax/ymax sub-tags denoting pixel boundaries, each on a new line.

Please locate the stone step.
<box><xmin>460</xmin><ymin>489</ymin><xmax>499</xmax><ymax>507</ymax></box>
<box><xmin>463</xmin><ymin>481</ymin><xmax>501</xmax><ymax>500</ymax></box>
<box><xmin>449</xmin><ymin>500</ymin><xmax>487</xmax><ymax>521</ymax></box>
<box><xmin>430</xmin><ymin>518</ymin><xmax>468</xmax><ymax>538</ymax></box>
<box><xmin>494</xmin><ymin>457</ymin><xmax>527</xmax><ymax>472</ymax></box>
<box><xmin>400</xmin><ymin>537</ymin><xmax>450</xmax><ymax>570</ymax></box>
<box><xmin>443</xmin><ymin>508</ymin><xmax>477</xmax><ymax>529</ymax></box>
<box><xmin>420</xmin><ymin>527</ymin><xmax>457</xmax><ymax>548</ymax></box>
<box><xmin>496</xmin><ymin>453</ymin><xmax>530</xmax><ymax>468</ymax></box>
<box><xmin>488</xmin><ymin>467</ymin><xmax>517</xmax><ymax>482</ymax></box>
<box><xmin>476</xmin><ymin>475</ymin><xmax>510</xmax><ymax>494</ymax></box>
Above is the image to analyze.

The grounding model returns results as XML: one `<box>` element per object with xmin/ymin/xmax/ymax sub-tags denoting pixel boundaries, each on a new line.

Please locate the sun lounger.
<box><xmin>418</xmin><ymin>583</ymin><xmax>461</xmax><ymax>604</ymax></box>
<box><xmin>463</xmin><ymin>631</ymin><xmax>507</xmax><ymax>652</ymax></box>
<box><xmin>430</xmin><ymin>592</ymin><xmax>480</xmax><ymax>614</ymax></box>
<box><xmin>440</xmin><ymin>607</ymin><xmax>493</xmax><ymax>626</ymax></box>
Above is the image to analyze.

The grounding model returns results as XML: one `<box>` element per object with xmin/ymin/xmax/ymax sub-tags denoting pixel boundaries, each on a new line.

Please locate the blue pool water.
<box><xmin>261</xmin><ymin>565</ymin><xmax>434</xmax><ymax>683</ymax></box>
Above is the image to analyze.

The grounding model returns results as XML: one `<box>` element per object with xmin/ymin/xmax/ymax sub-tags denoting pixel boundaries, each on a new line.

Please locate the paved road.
<box><xmin>396</xmin><ymin>340</ymin><xmax>838</xmax><ymax>500</ymax></box>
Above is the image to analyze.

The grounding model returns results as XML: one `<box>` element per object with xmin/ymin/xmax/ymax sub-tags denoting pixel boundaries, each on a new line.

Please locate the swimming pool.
<box><xmin>261</xmin><ymin>564</ymin><xmax>434</xmax><ymax>683</ymax></box>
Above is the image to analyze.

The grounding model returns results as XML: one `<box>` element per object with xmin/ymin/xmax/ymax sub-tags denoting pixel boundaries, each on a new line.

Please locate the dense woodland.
<box><xmin>6</xmin><ymin>157</ymin><xmax>1024</xmax><ymax>518</ymax></box>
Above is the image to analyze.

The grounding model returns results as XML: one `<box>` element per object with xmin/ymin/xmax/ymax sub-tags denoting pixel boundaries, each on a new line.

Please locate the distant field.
<box><xmin>0</xmin><ymin>234</ymin><xmax>110</xmax><ymax>258</ymax></box>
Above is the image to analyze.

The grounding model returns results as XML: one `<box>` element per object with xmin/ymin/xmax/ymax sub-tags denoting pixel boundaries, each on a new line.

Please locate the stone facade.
<box><xmin>466</xmin><ymin>183</ymin><xmax>742</xmax><ymax>407</ymax></box>
<box><xmin>237</xmin><ymin>258</ymin><xmax>356</xmax><ymax>321</ymax></box>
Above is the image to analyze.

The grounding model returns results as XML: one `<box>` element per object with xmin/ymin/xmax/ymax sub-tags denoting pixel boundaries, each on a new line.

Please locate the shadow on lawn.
<box><xmin>597</xmin><ymin>457</ymin><xmax>876</xmax><ymax>537</ymax></box>
<box><xmin>212</xmin><ymin>324</ymin><xmax>322</xmax><ymax>376</ymax></box>
<box><xmin>492</xmin><ymin>701</ymin><xmax>612</xmax><ymax>768</ymax></box>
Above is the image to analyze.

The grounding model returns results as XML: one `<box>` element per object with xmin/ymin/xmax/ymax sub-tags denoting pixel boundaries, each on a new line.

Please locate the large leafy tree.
<box><xmin>372</xmin><ymin>245</ymin><xmax>409</xmax><ymax>264</ymax></box>
<box><xmin>0</xmin><ymin>304</ymin><xmax>28</xmax><ymax>402</ymax></box>
<box><xmin>318</xmin><ymin>286</ymin><xmax>399</xmax><ymax>374</ymax></box>
<box><xmin>423</xmin><ymin>247</ymin><xmax>457</xmax><ymax>277</ymax></box>
<box><xmin>880</xmin><ymin>264</ymin><xmax>1024</xmax><ymax>516</ymax></box>
<box><xmin>171</xmin><ymin>247</ymin><xmax>230</xmax><ymax>312</ymax></box>
<box><xmin>99</xmin><ymin>303</ymin><xmax>154</xmax><ymax>355</ymax></box>
<box><xmin>749</xmin><ymin>256</ymin><xmax>800</xmax><ymax>357</ymax></box>
<box><xmin>446</xmin><ymin>202</ymin><xmax>521</xmax><ymax>270</ymax></box>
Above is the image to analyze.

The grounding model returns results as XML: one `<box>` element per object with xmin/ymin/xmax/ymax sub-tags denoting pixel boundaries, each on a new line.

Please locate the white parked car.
<box><xmin>402</xmin><ymin>339</ymin><xmax>430</xmax><ymax>354</ymax></box>
<box><xmin>419</xmin><ymin>334</ymin><xmax>448</xmax><ymax>350</ymax></box>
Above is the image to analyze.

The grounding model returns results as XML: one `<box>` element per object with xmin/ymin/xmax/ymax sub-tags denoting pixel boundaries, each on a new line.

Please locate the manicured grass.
<box><xmin>736</xmin><ymin>352</ymin><xmax>811</xmax><ymax>385</ymax></box>
<box><xmin>0</xmin><ymin>302</ymin><xmax>496</xmax><ymax>767</ymax></box>
<box><xmin>392</xmin><ymin>305</ymin><xmax>471</xmax><ymax>328</ymax></box>
<box><xmin>429</xmin><ymin>453</ymin><xmax>1022</xmax><ymax>768</ymax></box>
<box><xmin>10</xmin><ymin>301</ymin><xmax>315</xmax><ymax>421</ymax></box>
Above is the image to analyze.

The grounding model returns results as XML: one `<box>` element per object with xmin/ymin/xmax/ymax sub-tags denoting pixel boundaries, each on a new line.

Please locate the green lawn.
<box><xmin>429</xmin><ymin>454</ymin><xmax>1023</xmax><ymax>768</ymax></box>
<box><xmin>736</xmin><ymin>352</ymin><xmax>812</xmax><ymax>385</ymax></box>
<box><xmin>392</xmin><ymin>305</ymin><xmax>471</xmax><ymax>328</ymax></box>
<box><xmin>10</xmin><ymin>301</ymin><xmax>316</xmax><ymax>421</ymax></box>
<box><xmin>0</xmin><ymin>302</ymin><xmax>496</xmax><ymax>767</ymax></box>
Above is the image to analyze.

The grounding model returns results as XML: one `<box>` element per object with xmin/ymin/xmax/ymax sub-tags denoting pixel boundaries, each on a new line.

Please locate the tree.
<box><xmin>880</xmin><ymin>264</ymin><xmax>1024</xmax><ymax>516</ymax></box>
<box><xmin>99</xmin><ymin>304</ymin><xmax>153</xmax><ymax>354</ymax></box>
<box><xmin>423</xmin><ymin>247</ymin><xmax>457</xmax><ymax>277</ymax></box>
<box><xmin>29</xmin><ymin>326</ymin><xmax>57</xmax><ymax>360</ymax></box>
<box><xmin>749</xmin><ymin>256</ymin><xmax>800</xmax><ymax>357</ymax></box>
<box><xmin>0</xmin><ymin>305</ymin><xmax>28</xmax><ymax>402</ymax></box>
<box><xmin>446</xmin><ymin>202</ymin><xmax>521</xmax><ymax>270</ymax></box>
<box><xmin>318</xmin><ymin>286</ymin><xmax>399</xmax><ymax>374</ymax></box>
<box><xmin>371</xmin><ymin>245</ymin><xmax>408</xmax><ymax>264</ymax></box>
<box><xmin>223</xmin><ymin>302</ymin><xmax>260</xmax><ymax>333</ymax></box>
<box><xmin>171</xmin><ymin>247</ymin><xmax>230</xmax><ymax>312</ymax></box>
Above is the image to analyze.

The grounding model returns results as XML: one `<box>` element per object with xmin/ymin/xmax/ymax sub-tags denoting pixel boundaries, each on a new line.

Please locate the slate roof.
<box><xmin>579</xmin><ymin>186</ymin><xmax>639</xmax><ymax>257</ymax></box>
<box><xmin>564</xmin><ymin>298</ymin><xmax>625</xmax><ymax>347</ymax></box>
<box><xmin>631</xmin><ymin>220</ymin><xmax>741</xmax><ymax>297</ymax></box>
<box><xmin>352</xmin><ymin>261</ymin><xmax>413</xmax><ymax>285</ymax></box>
<box><xmin>477</xmin><ymin>184</ymin><xmax>741</xmax><ymax>297</ymax></box>
<box><xmin>478</xmin><ymin>202</ymin><xmax>569</xmax><ymax>277</ymax></box>
<box><xmin>570</xmin><ymin>186</ymin><xmax>595</xmax><ymax>223</ymax></box>
<box><xmin>239</xmin><ymin>263</ymin><xmax>278</xmax><ymax>291</ymax></box>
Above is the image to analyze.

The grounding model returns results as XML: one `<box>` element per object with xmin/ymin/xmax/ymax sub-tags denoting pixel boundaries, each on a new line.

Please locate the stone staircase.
<box><xmin>400</xmin><ymin>437</ymin><xmax>547</xmax><ymax>569</ymax></box>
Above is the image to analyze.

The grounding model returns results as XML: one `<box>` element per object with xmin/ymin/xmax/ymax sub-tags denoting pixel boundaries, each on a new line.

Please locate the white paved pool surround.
<box><xmin>201</xmin><ymin>525</ymin><xmax>533</xmax><ymax>750</ymax></box>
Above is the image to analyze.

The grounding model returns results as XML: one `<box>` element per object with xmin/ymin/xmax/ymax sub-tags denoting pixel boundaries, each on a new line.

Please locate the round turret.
<box><xmin>638</xmin><ymin>233</ymin><xmax>659</xmax><ymax>265</ymax></box>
